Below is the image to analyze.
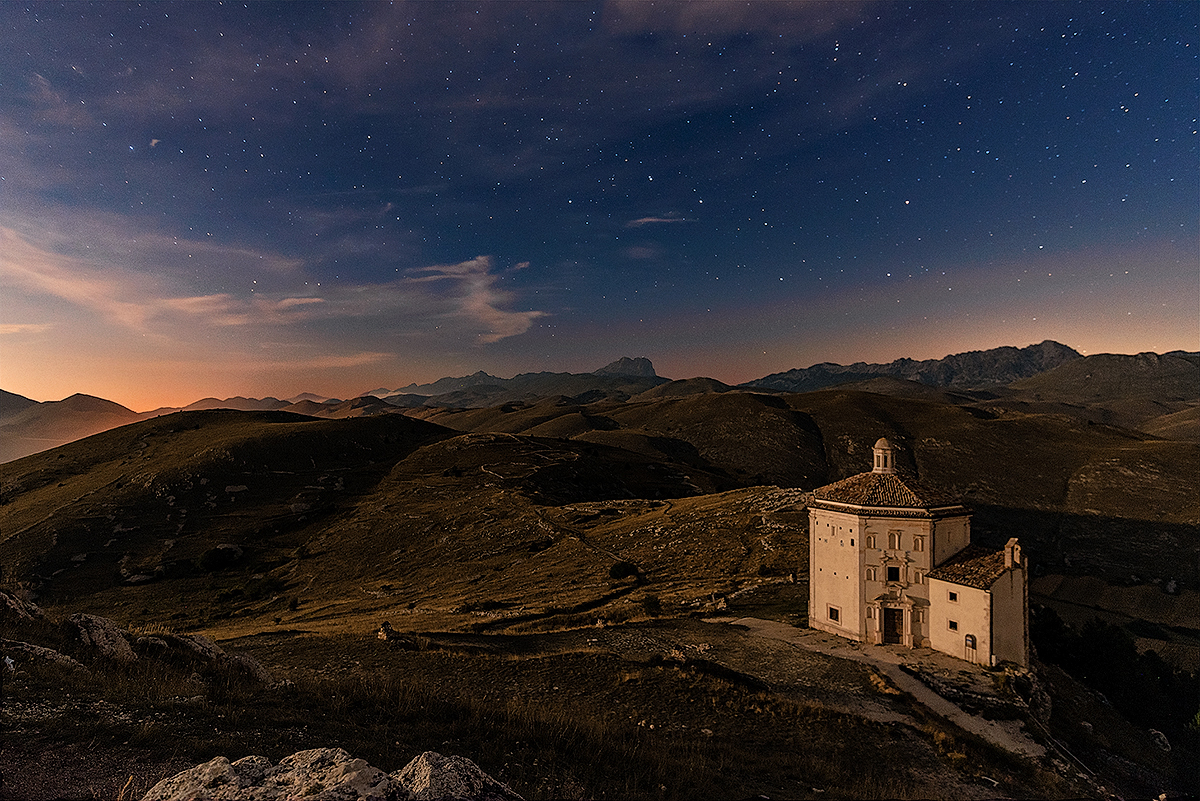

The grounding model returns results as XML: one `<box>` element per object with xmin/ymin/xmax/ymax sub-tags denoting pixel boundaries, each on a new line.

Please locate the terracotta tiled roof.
<box><xmin>811</xmin><ymin>471</ymin><xmax>962</xmax><ymax>509</ymax></box>
<box><xmin>927</xmin><ymin>545</ymin><xmax>1009</xmax><ymax>589</ymax></box>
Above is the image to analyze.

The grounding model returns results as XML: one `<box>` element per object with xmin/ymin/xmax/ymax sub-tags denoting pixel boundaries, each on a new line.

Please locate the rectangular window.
<box><xmin>948</xmin><ymin>591</ymin><xmax>958</xmax><ymax>603</ymax></box>
<box><xmin>887</xmin><ymin>566</ymin><xmax>900</xmax><ymax>582</ymax></box>
<box><xmin>828</xmin><ymin>606</ymin><xmax>840</xmax><ymax>623</ymax></box>
<box><xmin>948</xmin><ymin>620</ymin><xmax>958</xmax><ymax>631</ymax></box>
<box><xmin>866</xmin><ymin>607</ymin><xmax>874</xmax><ymax>619</ymax></box>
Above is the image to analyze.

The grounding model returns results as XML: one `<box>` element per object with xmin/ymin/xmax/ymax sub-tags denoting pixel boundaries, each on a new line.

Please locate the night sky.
<box><xmin>1</xmin><ymin>1</ymin><xmax>1196</xmax><ymax>409</ymax></box>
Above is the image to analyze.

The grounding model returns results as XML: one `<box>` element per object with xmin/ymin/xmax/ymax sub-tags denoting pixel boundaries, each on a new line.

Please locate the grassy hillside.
<box><xmin>2</xmin><ymin>391</ymin><xmax>1197</xmax><ymax>799</ymax></box>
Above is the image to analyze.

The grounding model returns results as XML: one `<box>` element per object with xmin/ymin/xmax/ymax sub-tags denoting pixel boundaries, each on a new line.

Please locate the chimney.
<box><xmin>1004</xmin><ymin>537</ymin><xmax>1021</xmax><ymax>568</ymax></box>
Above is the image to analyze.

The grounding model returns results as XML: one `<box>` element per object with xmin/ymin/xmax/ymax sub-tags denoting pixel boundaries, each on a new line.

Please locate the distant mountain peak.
<box><xmin>594</xmin><ymin>357</ymin><xmax>657</xmax><ymax>378</ymax></box>
<box><xmin>744</xmin><ymin>341</ymin><xmax>1082</xmax><ymax>393</ymax></box>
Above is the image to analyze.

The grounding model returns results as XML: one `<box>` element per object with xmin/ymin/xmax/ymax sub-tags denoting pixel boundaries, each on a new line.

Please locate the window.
<box><xmin>886</xmin><ymin>566</ymin><xmax>900</xmax><ymax>582</ymax></box>
<box><xmin>828</xmin><ymin>606</ymin><xmax>840</xmax><ymax>623</ymax></box>
<box><xmin>948</xmin><ymin>620</ymin><xmax>959</xmax><ymax>631</ymax></box>
<box><xmin>913</xmin><ymin>570</ymin><xmax>923</xmax><ymax>584</ymax></box>
<box><xmin>965</xmin><ymin>634</ymin><xmax>976</xmax><ymax>649</ymax></box>
<box><xmin>865</xmin><ymin>535</ymin><xmax>876</xmax><ymax>549</ymax></box>
<box><xmin>888</xmin><ymin>531</ymin><xmax>900</xmax><ymax>549</ymax></box>
<box><xmin>948</xmin><ymin>591</ymin><xmax>958</xmax><ymax>603</ymax></box>
<box><xmin>866</xmin><ymin>607</ymin><xmax>874</xmax><ymax>619</ymax></box>
<box><xmin>913</xmin><ymin>535</ymin><xmax>925</xmax><ymax>552</ymax></box>
<box><xmin>866</xmin><ymin>567</ymin><xmax>877</xmax><ymax>582</ymax></box>
<box><xmin>850</xmin><ymin>538</ymin><xmax>855</xmax><ymax>546</ymax></box>
<box><xmin>915</xmin><ymin>609</ymin><xmax>925</xmax><ymax>623</ymax></box>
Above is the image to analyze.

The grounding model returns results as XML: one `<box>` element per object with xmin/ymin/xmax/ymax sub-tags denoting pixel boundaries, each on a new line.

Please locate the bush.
<box><xmin>609</xmin><ymin>561</ymin><xmax>638</xmax><ymax>580</ymax></box>
<box><xmin>195</xmin><ymin>545</ymin><xmax>241</xmax><ymax>573</ymax></box>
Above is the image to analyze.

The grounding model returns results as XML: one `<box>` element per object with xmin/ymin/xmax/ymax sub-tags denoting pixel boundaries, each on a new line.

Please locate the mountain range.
<box><xmin>2</xmin><ymin>344</ymin><xmax>1197</xmax><ymax>465</ymax></box>
<box><xmin>2</xmin><ymin>341</ymin><xmax>1197</xmax><ymax>799</ymax></box>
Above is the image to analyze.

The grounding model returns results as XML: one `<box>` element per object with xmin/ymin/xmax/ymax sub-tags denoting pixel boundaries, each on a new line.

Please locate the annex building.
<box><xmin>808</xmin><ymin>438</ymin><xmax>1028</xmax><ymax>667</ymax></box>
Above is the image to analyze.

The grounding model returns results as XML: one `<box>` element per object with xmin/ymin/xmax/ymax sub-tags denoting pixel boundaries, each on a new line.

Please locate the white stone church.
<box><xmin>807</xmin><ymin>438</ymin><xmax>1028</xmax><ymax>667</ymax></box>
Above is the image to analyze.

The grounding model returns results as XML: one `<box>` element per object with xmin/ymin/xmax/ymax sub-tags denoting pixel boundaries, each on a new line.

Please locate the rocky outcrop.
<box><xmin>397</xmin><ymin>751</ymin><xmax>522</xmax><ymax>801</ymax></box>
<box><xmin>0</xmin><ymin>590</ymin><xmax>44</xmax><ymax>621</ymax></box>
<box><xmin>162</xmin><ymin>633</ymin><xmax>273</xmax><ymax>683</ymax></box>
<box><xmin>66</xmin><ymin>613</ymin><xmax>137</xmax><ymax>662</ymax></box>
<box><xmin>141</xmin><ymin>748</ymin><xmax>522</xmax><ymax>801</ymax></box>
<box><xmin>0</xmin><ymin>638</ymin><xmax>88</xmax><ymax>672</ymax></box>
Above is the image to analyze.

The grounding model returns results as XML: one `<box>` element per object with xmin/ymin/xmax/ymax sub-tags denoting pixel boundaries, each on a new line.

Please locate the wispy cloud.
<box><xmin>0</xmin><ymin>226</ymin><xmax>545</xmax><ymax>348</ymax></box>
<box><xmin>625</xmin><ymin>215</ymin><xmax>693</xmax><ymax>228</ymax></box>
<box><xmin>408</xmin><ymin>256</ymin><xmax>547</xmax><ymax>343</ymax></box>
<box><xmin>0</xmin><ymin>323</ymin><xmax>52</xmax><ymax>335</ymax></box>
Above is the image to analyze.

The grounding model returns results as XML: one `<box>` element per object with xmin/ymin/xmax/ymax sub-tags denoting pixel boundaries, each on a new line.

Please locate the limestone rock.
<box><xmin>0</xmin><ymin>590</ymin><xmax>44</xmax><ymax>621</ymax></box>
<box><xmin>228</xmin><ymin>651</ymin><xmax>274</xmax><ymax>684</ymax></box>
<box><xmin>140</xmin><ymin>749</ymin><xmax>522</xmax><ymax>801</ymax></box>
<box><xmin>397</xmin><ymin>751</ymin><xmax>522</xmax><ymax>801</ymax></box>
<box><xmin>141</xmin><ymin>747</ymin><xmax>407</xmax><ymax>801</ymax></box>
<box><xmin>66</xmin><ymin>613</ymin><xmax>136</xmax><ymax>662</ymax></box>
<box><xmin>163</xmin><ymin>633</ymin><xmax>272</xmax><ymax>683</ymax></box>
<box><xmin>169</xmin><ymin>632</ymin><xmax>228</xmax><ymax>663</ymax></box>
<box><xmin>0</xmin><ymin>638</ymin><xmax>89</xmax><ymax>672</ymax></box>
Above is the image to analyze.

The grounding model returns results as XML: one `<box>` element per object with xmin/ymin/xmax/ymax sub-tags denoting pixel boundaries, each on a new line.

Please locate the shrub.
<box><xmin>609</xmin><ymin>561</ymin><xmax>638</xmax><ymax>580</ymax></box>
<box><xmin>641</xmin><ymin>595</ymin><xmax>662</xmax><ymax>616</ymax></box>
<box><xmin>195</xmin><ymin>545</ymin><xmax>241</xmax><ymax>573</ymax></box>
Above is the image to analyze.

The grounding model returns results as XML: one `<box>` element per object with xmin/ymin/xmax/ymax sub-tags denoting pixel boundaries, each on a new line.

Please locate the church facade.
<box><xmin>807</xmin><ymin>438</ymin><xmax>1028</xmax><ymax>667</ymax></box>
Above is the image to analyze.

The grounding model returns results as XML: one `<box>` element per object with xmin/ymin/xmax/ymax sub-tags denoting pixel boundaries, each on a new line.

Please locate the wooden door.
<box><xmin>883</xmin><ymin>608</ymin><xmax>903</xmax><ymax>644</ymax></box>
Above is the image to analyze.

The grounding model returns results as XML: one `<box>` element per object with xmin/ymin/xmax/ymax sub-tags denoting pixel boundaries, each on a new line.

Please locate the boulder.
<box><xmin>164</xmin><ymin>633</ymin><xmax>272</xmax><ymax>683</ymax></box>
<box><xmin>0</xmin><ymin>638</ymin><xmax>89</xmax><ymax>672</ymax></box>
<box><xmin>397</xmin><ymin>751</ymin><xmax>523</xmax><ymax>801</ymax></box>
<box><xmin>0</xmin><ymin>590</ymin><xmax>44</xmax><ymax>621</ymax></box>
<box><xmin>141</xmin><ymin>749</ymin><xmax>522</xmax><ymax>801</ymax></box>
<box><xmin>66</xmin><ymin>613</ymin><xmax>136</xmax><ymax>662</ymax></box>
<box><xmin>141</xmin><ymin>748</ymin><xmax>406</xmax><ymax>801</ymax></box>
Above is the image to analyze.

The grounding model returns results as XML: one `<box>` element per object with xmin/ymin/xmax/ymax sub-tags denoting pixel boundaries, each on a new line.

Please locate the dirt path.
<box><xmin>708</xmin><ymin>616</ymin><xmax>1046</xmax><ymax>759</ymax></box>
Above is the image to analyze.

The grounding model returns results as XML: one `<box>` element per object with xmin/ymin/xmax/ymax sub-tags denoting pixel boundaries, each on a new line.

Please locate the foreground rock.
<box><xmin>0</xmin><ymin>590</ymin><xmax>44</xmax><ymax>621</ymax></box>
<box><xmin>141</xmin><ymin>748</ymin><xmax>522</xmax><ymax>801</ymax></box>
<box><xmin>0</xmin><ymin>638</ymin><xmax>88</xmax><ymax>672</ymax></box>
<box><xmin>66</xmin><ymin>612</ymin><xmax>137</xmax><ymax>662</ymax></box>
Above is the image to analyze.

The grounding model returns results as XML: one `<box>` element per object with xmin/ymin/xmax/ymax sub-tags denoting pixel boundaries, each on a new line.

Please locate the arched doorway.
<box><xmin>882</xmin><ymin>607</ymin><xmax>904</xmax><ymax>644</ymax></box>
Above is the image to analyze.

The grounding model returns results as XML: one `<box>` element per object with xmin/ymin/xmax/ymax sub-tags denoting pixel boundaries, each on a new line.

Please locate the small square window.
<box><xmin>948</xmin><ymin>591</ymin><xmax>958</xmax><ymax>602</ymax></box>
<box><xmin>948</xmin><ymin>620</ymin><xmax>958</xmax><ymax>631</ymax></box>
<box><xmin>887</xmin><ymin>566</ymin><xmax>900</xmax><ymax>582</ymax></box>
<box><xmin>828</xmin><ymin>606</ymin><xmax>840</xmax><ymax>623</ymax></box>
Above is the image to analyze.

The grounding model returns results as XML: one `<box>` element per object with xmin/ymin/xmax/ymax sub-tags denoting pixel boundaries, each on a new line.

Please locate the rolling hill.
<box><xmin>2</xmin><ymin>371</ymin><xmax>1197</xmax><ymax>800</ymax></box>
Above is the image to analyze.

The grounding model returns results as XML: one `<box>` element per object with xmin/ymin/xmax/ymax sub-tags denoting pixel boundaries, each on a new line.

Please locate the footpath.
<box><xmin>706</xmin><ymin>616</ymin><xmax>1047</xmax><ymax>760</ymax></box>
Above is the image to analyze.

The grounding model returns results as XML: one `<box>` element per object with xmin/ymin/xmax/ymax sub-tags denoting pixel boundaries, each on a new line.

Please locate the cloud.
<box><xmin>0</xmin><ymin>226</ymin><xmax>545</xmax><ymax>348</ymax></box>
<box><xmin>602</xmin><ymin>0</ymin><xmax>868</xmax><ymax>38</ymax></box>
<box><xmin>0</xmin><ymin>323</ymin><xmax>52</xmax><ymax>335</ymax></box>
<box><xmin>408</xmin><ymin>256</ymin><xmax>547</xmax><ymax>343</ymax></box>
<box><xmin>625</xmin><ymin>215</ymin><xmax>693</xmax><ymax>228</ymax></box>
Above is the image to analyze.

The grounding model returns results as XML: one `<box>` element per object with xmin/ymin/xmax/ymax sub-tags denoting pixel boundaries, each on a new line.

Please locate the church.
<box><xmin>807</xmin><ymin>438</ymin><xmax>1028</xmax><ymax>667</ymax></box>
